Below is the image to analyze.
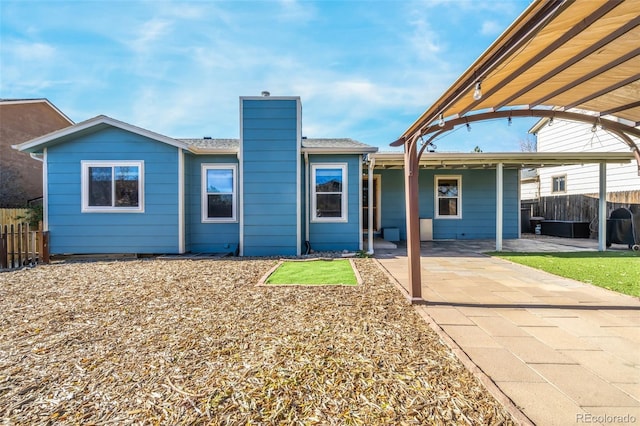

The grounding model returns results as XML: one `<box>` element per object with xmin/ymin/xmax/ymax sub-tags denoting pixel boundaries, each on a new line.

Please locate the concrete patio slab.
<box><xmin>560</xmin><ymin>349</ymin><xmax>640</xmax><ymax>385</ymax></box>
<box><xmin>497</xmin><ymin>381</ymin><xmax>587</xmax><ymax>426</ymax></box>
<box><xmin>440</xmin><ymin>324</ymin><xmax>503</xmax><ymax>348</ymax></box>
<box><xmin>521</xmin><ymin>326</ymin><xmax>601</xmax><ymax>350</ymax></box>
<box><xmin>530</xmin><ymin>364</ymin><xmax>638</xmax><ymax>407</ymax></box>
<box><xmin>375</xmin><ymin>237</ymin><xmax>640</xmax><ymax>425</ymax></box>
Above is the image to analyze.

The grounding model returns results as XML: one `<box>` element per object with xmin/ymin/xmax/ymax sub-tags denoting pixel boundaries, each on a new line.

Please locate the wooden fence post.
<box><xmin>1</xmin><ymin>225</ymin><xmax>7</xmax><ymax>269</ymax></box>
<box><xmin>17</xmin><ymin>223</ymin><xmax>23</xmax><ymax>267</ymax></box>
<box><xmin>40</xmin><ymin>231</ymin><xmax>50</xmax><ymax>264</ymax></box>
<box><xmin>30</xmin><ymin>228</ymin><xmax>37</xmax><ymax>266</ymax></box>
<box><xmin>9</xmin><ymin>224</ymin><xmax>15</xmax><ymax>269</ymax></box>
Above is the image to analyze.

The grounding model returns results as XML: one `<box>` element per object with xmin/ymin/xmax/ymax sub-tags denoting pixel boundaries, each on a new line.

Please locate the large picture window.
<box><xmin>435</xmin><ymin>175</ymin><xmax>461</xmax><ymax>219</ymax></box>
<box><xmin>312</xmin><ymin>164</ymin><xmax>347</xmax><ymax>222</ymax></box>
<box><xmin>82</xmin><ymin>161</ymin><xmax>144</xmax><ymax>212</ymax></box>
<box><xmin>202</xmin><ymin>164</ymin><xmax>237</xmax><ymax>222</ymax></box>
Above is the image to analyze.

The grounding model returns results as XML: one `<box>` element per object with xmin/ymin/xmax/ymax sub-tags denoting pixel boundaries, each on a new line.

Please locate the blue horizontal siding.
<box><xmin>307</xmin><ymin>154</ymin><xmax>361</xmax><ymax>252</ymax></box>
<box><xmin>241</xmin><ymin>98</ymin><xmax>299</xmax><ymax>256</ymax></box>
<box><xmin>377</xmin><ymin>168</ymin><xmax>519</xmax><ymax>241</ymax></box>
<box><xmin>242</xmin><ymin>118</ymin><xmax>298</xmax><ymax>130</ymax></box>
<box><xmin>186</xmin><ymin>154</ymin><xmax>240</xmax><ymax>253</ymax></box>
<box><xmin>242</xmin><ymin>102</ymin><xmax>299</xmax><ymax>119</ymax></box>
<box><xmin>242</xmin><ymin>128</ymin><xmax>297</xmax><ymax>142</ymax></box>
<box><xmin>46</xmin><ymin>126</ymin><xmax>180</xmax><ymax>254</ymax></box>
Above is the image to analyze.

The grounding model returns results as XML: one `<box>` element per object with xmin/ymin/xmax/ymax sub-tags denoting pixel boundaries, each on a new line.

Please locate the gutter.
<box><xmin>304</xmin><ymin>151</ymin><xmax>310</xmax><ymax>254</ymax></box>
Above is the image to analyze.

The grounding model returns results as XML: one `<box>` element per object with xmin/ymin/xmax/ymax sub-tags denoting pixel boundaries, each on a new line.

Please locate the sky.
<box><xmin>0</xmin><ymin>0</ymin><xmax>539</xmax><ymax>152</ymax></box>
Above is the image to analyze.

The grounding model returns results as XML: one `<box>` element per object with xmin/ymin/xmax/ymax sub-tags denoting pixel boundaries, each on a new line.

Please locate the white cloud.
<box><xmin>481</xmin><ymin>20</ymin><xmax>502</xmax><ymax>36</ymax></box>
<box><xmin>129</xmin><ymin>19</ymin><xmax>172</xmax><ymax>52</ymax></box>
<box><xmin>5</xmin><ymin>40</ymin><xmax>56</xmax><ymax>61</ymax></box>
<box><xmin>276</xmin><ymin>0</ymin><xmax>317</xmax><ymax>23</ymax></box>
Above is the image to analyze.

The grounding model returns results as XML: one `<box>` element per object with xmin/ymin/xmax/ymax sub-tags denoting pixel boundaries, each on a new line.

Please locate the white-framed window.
<box><xmin>311</xmin><ymin>163</ymin><xmax>347</xmax><ymax>222</ymax></box>
<box><xmin>81</xmin><ymin>161</ymin><xmax>144</xmax><ymax>213</ymax></box>
<box><xmin>435</xmin><ymin>175</ymin><xmax>461</xmax><ymax>219</ymax></box>
<box><xmin>202</xmin><ymin>164</ymin><xmax>237</xmax><ymax>222</ymax></box>
<box><xmin>552</xmin><ymin>175</ymin><xmax>566</xmax><ymax>193</ymax></box>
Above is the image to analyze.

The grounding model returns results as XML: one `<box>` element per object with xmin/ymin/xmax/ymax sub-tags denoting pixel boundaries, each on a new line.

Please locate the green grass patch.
<box><xmin>265</xmin><ymin>259</ymin><xmax>358</xmax><ymax>286</ymax></box>
<box><xmin>489</xmin><ymin>251</ymin><xmax>640</xmax><ymax>297</ymax></box>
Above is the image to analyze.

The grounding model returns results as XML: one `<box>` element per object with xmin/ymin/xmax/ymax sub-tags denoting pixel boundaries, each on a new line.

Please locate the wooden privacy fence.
<box><xmin>524</xmin><ymin>193</ymin><xmax>640</xmax><ymax>222</ymax></box>
<box><xmin>0</xmin><ymin>223</ymin><xmax>49</xmax><ymax>270</ymax></box>
<box><xmin>0</xmin><ymin>208</ymin><xmax>30</xmax><ymax>227</ymax></box>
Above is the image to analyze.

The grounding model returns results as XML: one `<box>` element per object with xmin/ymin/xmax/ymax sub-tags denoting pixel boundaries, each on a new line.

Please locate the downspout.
<box><xmin>367</xmin><ymin>156</ymin><xmax>375</xmax><ymax>255</ymax></box>
<box><xmin>30</xmin><ymin>153</ymin><xmax>44</xmax><ymax>162</ymax></box>
<box><xmin>29</xmin><ymin>152</ymin><xmax>46</xmax><ymax>231</ymax></box>
<box><xmin>178</xmin><ymin>148</ymin><xmax>185</xmax><ymax>254</ymax></box>
<box><xmin>42</xmin><ymin>149</ymin><xmax>48</xmax><ymax>231</ymax></box>
<box><xmin>304</xmin><ymin>151</ymin><xmax>311</xmax><ymax>254</ymax></box>
<box><xmin>237</xmin><ymin>149</ymin><xmax>242</xmax><ymax>256</ymax></box>
<box><xmin>598</xmin><ymin>162</ymin><xmax>607</xmax><ymax>252</ymax></box>
<box><xmin>496</xmin><ymin>162</ymin><xmax>504</xmax><ymax>251</ymax></box>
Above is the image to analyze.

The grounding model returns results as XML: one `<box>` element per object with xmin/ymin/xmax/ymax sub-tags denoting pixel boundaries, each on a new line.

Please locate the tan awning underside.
<box><xmin>402</xmin><ymin>0</ymin><xmax>640</xmax><ymax>141</ymax></box>
<box><xmin>370</xmin><ymin>151</ymin><xmax>635</xmax><ymax>170</ymax></box>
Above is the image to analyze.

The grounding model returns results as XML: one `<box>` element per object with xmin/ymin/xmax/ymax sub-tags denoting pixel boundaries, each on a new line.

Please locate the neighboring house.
<box><xmin>0</xmin><ymin>99</ymin><xmax>74</xmax><ymax>207</ymax></box>
<box><xmin>520</xmin><ymin>168</ymin><xmax>539</xmax><ymax>201</ymax></box>
<box><xmin>525</xmin><ymin>118</ymin><xmax>640</xmax><ymax>203</ymax></box>
<box><xmin>14</xmin><ymin>96</ymin><xmax>376</xmax><ymax>256</ymax></box>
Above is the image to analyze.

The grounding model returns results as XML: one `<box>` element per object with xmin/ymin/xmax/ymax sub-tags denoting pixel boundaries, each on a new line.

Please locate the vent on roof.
<box><xmin>203</xmin><ymin>136</ymin><xmax>212</xmax><ymax>139</ymax></box>
<box><xmin>261</xmin><ymin>91</ymin><xmax>270</xmax><ymax>97</ymax></box>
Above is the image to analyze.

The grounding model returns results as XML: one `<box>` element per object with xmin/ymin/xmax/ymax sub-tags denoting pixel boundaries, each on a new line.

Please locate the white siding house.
<box><xmin>528</xmin><ymin>118</ymin><xmax>640</xmax><ymax>200</ymax></box>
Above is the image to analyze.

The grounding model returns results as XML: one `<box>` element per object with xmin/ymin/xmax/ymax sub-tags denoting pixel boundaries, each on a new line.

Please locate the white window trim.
<box><xmin>81</xmin><ymin>160</ymin><xmax>144</xmax><ymax>213</ymax></box>
<box><xmin>201</xmin><ymin>163</ymin><xmax>237</xmax><ymax>223</ymax></box>
<box><xmin>434</xmin><ymin>174</ymin><xmax>462</xmax><ymax>219</ymax></box>
<box><xmin>551</xmin><ymin>174</ymin><xmax>567</xmax><ymax>193</ymax></box>
<box><xmin>311</xmin><ymin>163</ymin><xmax>348</xmax><ymax>223</ymax></box>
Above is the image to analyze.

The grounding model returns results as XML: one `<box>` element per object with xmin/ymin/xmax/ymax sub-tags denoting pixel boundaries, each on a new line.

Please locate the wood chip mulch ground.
<box><xmin>0</xmin><ymin>257</ymin><xmax>515</xmax><ymax>425</ymax></box>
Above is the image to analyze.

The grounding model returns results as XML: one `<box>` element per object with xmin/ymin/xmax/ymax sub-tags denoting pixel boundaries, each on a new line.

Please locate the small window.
<box><xmin>82</xmin><ymin>161</ymin><xmax>144</xmax><ymax>212</ymax></box>
<box><xmin>552</xmin><ymin>175</ymin><xmax>566</xmax><ymax>193</ymax></box>
<box><xmin>202</xmin><ymin>164</ymin><xmax>237</xmax><ymax>222</ymax></box>
<box><xmin>435</xmin><ymin>175</ymin><xmax>461</xmax><ymax>219</ymax></box>
<box><xmin>312</xmin><ymin>164</ymin><xmax>347</xmax><ymax>222</ymax></box>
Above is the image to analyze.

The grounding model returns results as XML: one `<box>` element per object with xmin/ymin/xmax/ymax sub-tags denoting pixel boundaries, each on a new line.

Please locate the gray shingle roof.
<box><xmin>179</xmin><ymin>138</ymin><xmax>377</xmax><ymax>153</ymax></box>
<box><xmin>301</xmin><ymin>138</ymin><xmax>376</xmax><ymax>152</ymax></box>
<box><xmin>179</xmin><ymin>138</ymin><xmax>239</xmax><ymax>151</ymax></box>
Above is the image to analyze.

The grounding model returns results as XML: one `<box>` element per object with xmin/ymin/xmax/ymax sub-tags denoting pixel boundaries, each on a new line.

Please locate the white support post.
<box><xmin>496</xmin><ymin>163</ymin><xmax>504</xmax><ymax>251</ymax></box>
<box><xmin>367</xmin><ymin>158</ymin><xmax>375</xmax><ymax>254</ymax></box>
<box><xmin>598</xmin><ymin>162</ymin><xmax>607</xmax><ymax>251</ymax></box>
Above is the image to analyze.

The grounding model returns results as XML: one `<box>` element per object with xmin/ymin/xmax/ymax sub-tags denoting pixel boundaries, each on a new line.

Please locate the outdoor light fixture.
<box><xmin>466</xmin><ymin>122</ymin><xmax>471</xmax><ymax>132</ymax></box>
<box><xmin>438</xmin><ymin>113</ymin><xmax>445</xmax><ymax>127</ymax></box>
<box><xmin>473</xmin><ymin>81</ymin><xmax>482</xmax><ymax>100</ymax></box>
<box><xmin>591</xmin><ymin>122</ymin><xmax>598</xmax><ymax>133</ymax></box>
<box><xmin>508</xmin><ymin>116</ymin><xmax>512</xmax><ymax>126</ymax></box>
<box><xmin>548</xmin><ymin>117</ymin><xmax>554</xmax><ymax>126</ymax></box>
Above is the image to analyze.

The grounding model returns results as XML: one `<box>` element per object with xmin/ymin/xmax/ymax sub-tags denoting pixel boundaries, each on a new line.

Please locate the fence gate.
<box><xmin>0</xmin><ymin>223</ymin><xmax>49</xmax><ymax>270</ymax></box>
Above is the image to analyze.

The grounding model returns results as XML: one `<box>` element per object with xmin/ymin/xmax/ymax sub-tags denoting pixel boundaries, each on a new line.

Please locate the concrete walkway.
<box><xmin>376</xmin><ymin>237</ymin><xmax>640</xmax><ymax>426</ymax></box>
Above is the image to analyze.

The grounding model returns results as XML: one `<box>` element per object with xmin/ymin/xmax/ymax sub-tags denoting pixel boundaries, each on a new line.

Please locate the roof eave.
<box><xmin>13</xmin><ymin>115</ymin><xmax>188</xmax><ymax>153</ymax></box>
<box><xmin>371</xmin><ymin>151</ymin><xmax>635</xmax><ymax>168</ymax></box>
<box><xmin>187</xmin><ymin>147</ymin><xmax>239</xmax><ymax>155</ymax></box>
<box><xmin>301</xmin><ymin>147</ymin><xmax>378</xmax><ymax>154</ymax></box>
<box><xmin>0</xmin><ymin>98</ymin><xmax>75</xmax><ymax>125</ymax></box>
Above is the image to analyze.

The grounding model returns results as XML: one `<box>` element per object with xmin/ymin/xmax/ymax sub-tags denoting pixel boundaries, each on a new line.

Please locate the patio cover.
<box><xmin>389</xmin><ymin>0</ymin><xmax>640</xmax><ymax>302</ymax></box>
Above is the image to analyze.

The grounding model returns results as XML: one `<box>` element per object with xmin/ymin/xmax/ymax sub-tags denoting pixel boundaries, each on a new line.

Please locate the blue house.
<box><xmin>365</xmin><ymin>152</ymin><xmax>521</xmax><ymax>243</ymax></box>
<box><xmin>14</xmin><ymin>95</ymin><xmax>377</xmax><ymax>256</ymax></box>
<box><xmin>15</xmin><ymin>94</ymin><xmax>571</xmax><ymax>257</ymax></box>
